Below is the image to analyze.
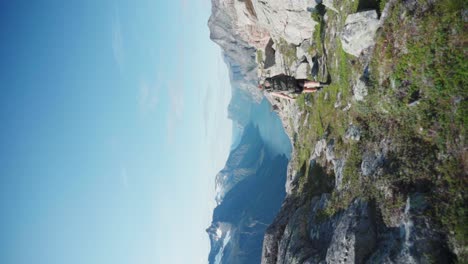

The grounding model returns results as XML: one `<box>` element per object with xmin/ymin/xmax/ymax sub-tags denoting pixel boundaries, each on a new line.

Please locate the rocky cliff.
<box><xmin>208</xmin><ymin>0</ymin><xmax>321</xmax><ymax>103</ymax></box>
<box><xmin>209</xmin><ymin>0</ymin><xmax>467</xmax><ymax>263</ymax></box>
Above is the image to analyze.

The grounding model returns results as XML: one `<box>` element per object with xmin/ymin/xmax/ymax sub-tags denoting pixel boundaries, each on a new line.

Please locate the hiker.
<box><xmin>259</xmin><ymin>74</ymin><xmax>326</xmax><ymax>100</ymax></box>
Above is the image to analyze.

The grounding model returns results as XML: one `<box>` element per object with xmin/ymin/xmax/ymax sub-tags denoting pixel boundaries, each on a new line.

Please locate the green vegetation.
<box><xmin>277</xmin><ymin>38</ymin><xmax>297</xmax><ymax>68</ymax></box>
<box><xmin>365</xmin><ymin>0</ymin><xmax>467</xmax><ymax>250</ymax></box>
<box><xmin>256</xmin><ymin>49</ymin><xmax>264</xmax><ymax>64</ymax></box>
<box><xmin>310</xmin><ymin>4</ymin><xmax>326</xmax><ymax>56</ymax></box>
<box><xmin>291</xmin><ymin>0</ymin><xmax>467</xmax><ymax>257</ymax></box>
<box><xmin>379</xmin><ymin>0</ymin><xmax>389</xmax><ymax>13</ymax></box>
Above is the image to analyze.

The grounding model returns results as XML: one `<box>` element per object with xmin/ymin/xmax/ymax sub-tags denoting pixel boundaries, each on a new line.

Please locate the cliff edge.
<box><xmin>209</xmin><ymin>0</ymin><xmax>467</xmax><ymax>263</ymax></box>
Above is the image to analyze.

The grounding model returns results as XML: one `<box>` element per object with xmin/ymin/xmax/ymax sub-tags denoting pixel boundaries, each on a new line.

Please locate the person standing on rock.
<box><xmin>259</xmin><ymin>74</ymin><xmax>326</xmax><ymax>100</ymax></box>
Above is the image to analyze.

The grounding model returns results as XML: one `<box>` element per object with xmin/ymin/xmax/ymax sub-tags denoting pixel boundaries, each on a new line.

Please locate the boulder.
<box><xmin>353</xmin><ymin>78</ymin><xmax>368</xmax><ymax>101</ymax></box>
<box><xmin>341</xmin><ymin>10</ymin><xmax>380</xmax><ymax>57</ymax></box>
<box><xmin>361</xmin><ymin>151</ymin><xmax>384</xmax><ymax>177</ymax></box>
<box><xmin>253</xmin><ymin>0</ymin><xmax>318</xmax><ymax>45</ymax></box>
<box><xmin>311</xmin><ymin>139</ymin><xmax>327</xmax><ymax>160</ymax></box>
<box><xmin>296</xmin><ymin>39</ymin><xmax>312</xmax><ymax>62</ymax></box>
<box><xmin>345</xmin><ymin>124</ymin><xmax>361</xmax><ymax>141</ymax></box>
<box><xmin>295</xmin><ymin>61</ymin><xmax>310</xmax><ymax>79</ymax></box>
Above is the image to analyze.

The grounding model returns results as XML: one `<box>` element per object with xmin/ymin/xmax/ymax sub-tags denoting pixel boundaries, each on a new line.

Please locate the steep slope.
<box><xmin>209</xmin><ymin>0</ymin><xmax>467</xmax><ymax>263</ymax></box>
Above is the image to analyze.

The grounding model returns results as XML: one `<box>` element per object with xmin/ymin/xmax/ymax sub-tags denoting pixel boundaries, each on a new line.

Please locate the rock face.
<box><xmin>262</xmin><ymin>163</ymin><xmax>380</xmax><ymax>264</ymax></box>
<box><xmin>209</xmin><ymin>0</ymin><xmax>319</xmax><ymax>103</ymax></box>
<box><xmin>262</xmin><ymin>162</ymin><xmax>455</xmax><ymax>264</ymax></box>
<box><xmin>252</xmin><ymin>0</ymin><xmax>317</xmax><ymax>45</ymax></box>
<box><xmin>208</xmin><ymin>0</ymin><xmax>264</xmax><ymax>102</ymax></box>
<box><xmin>324</xmin><ymin>199</ymin><xmax>376</xmax><ymax>264</ymax></box>
<box><xmin>341</xmin><ymin>10</ymin><xmax>380</xmax><ymax>57</ymax></box>
<box><xmin>361</xmin><ymin>151</ymin><xmax>385</xmax><ymax>177</ymax></box>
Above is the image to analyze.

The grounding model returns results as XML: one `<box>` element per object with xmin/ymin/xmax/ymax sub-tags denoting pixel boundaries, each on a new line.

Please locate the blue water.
<box><xmin>250</xmin><ymin>99</ymin><xmax>292</xmax><ymax>158</ymax></box>
<box><xmin>230</xmin><ymin>98</ymin><xmax>292</xmax><ymax>158</ymax></box>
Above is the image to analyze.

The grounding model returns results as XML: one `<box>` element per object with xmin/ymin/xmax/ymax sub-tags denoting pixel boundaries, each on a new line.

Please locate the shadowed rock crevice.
<box><xmin>263</xmin><ymin>39</ymin><xmax>276</xmax><ymax>69</ymax></box>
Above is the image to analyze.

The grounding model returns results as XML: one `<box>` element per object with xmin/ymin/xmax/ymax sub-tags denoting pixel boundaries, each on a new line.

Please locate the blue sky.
<box><xmin>0</xmin><ymin>1</ymin><xmax>232</xmax><ymax>263</ymax></box>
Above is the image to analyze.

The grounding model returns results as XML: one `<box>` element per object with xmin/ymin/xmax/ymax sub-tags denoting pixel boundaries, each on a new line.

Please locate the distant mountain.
<box><xmin>227</xmin><ymin>88</ymin><xmax>254</xmax><ymax>135</ymax></box>
<box><xmin>207</xmin><ymin>123</ymin><xmax>288</xmax><ymax>264</ymax></box>
<box><xmin>214</xmin><ymin>123</ymin><xmax>264</xmax><ymax>204</ymax></box>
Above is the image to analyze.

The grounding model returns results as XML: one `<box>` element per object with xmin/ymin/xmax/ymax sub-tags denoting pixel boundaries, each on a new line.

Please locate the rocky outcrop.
<box><xmin>262</xmin><ymin>162</ymin><xmax>377</xmax><ymax>264</ymax></box>
<box><xmin>324</xmin><ymin>199</ymin><xmax>377</xmax><ymax>264</ymax></box>
<box><xmin>209</xmin><ymin>0</ymin><xmax>320</xmax><ymax>103</ymax></box>
<box><xmin>209</xmin><ymin>0</ymin><xmax>461</xmax><ymax>263</ymax></box>
<box><xmin>341</xmin><ymin>10</ymin><xmax>380</xmax><ymax>57</ymax></box>
<box><xmin>353</xmin><ymin>77</ymin><xmax>368</xmax><ymax>101</ymax></box>
<box><xmin>209</xmin><ymin>0</ymin><xmax>264</xmax><ymax>102</ymax></box>
<box><xmin>361</xmin><ymin>150</ymin><xmax>385</xmax><ymax>177</ymax></box>
<box><xmin>262</xmin><ymin>196</ymin><xmax>315</xmax><ymax>264</ymax></box>
<box><xmin>262</xmin><ymin>162</ymin><xmax>455</xmax><ymax>264</ymax></box>
<box><xmin>252</xmin><ymin>0</ymin><xmax>317</xmax><ymax>45</ymax></box>
<box><xmin>345</xmin><ymin>124</ymin><xmax>361</xmax><ymax>141</ymax></box>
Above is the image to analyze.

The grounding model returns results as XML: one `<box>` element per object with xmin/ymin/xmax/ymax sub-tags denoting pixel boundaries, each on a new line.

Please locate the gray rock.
<box><xmin>311</xmin><ymin>139</ymin><xmax>327</xmax><ymax>160</ymax></box>
<box><xmin>408</xmin><ymin>100</ymin><xmax>420</xmax><ymax>107</ymax></box>
<box><xmin>253</xmin><ymin>0</ymin><xmax>318</xmax><ymax>45</ymax></box>
<box><xmin>208</xmin><ymin>0</ymin><xmax>263</xmax><ymax>101</ymax></box>
<box><xmin>295</xmin><ymin>61</ymin><xmax>310</xmax><ymax>79</ymax></box>
<box><xmin>325</xmin><ymin>199</ymin><xmax>377</xmax><ymax>264</ymax></box>
<box><xmin>296</xmin><ymin>45</ymin><xmax>307</xmax><ymax>62</ymax></box>
<box><xmin>309</xmin><ymin>194</ymin><xmax>334</xmax><ymax>248</ymax></box>
<box><xmin>333</xmin><ymin>159</ymin><xmax>345</xmax><ymax>191</ymax></box>
<box><xmin>297</xmin><ymin>39</ymin><xmax>314</xmax><ymax>66</ymax></box>
<box><xmin>361</xmin><ymin>151</ymin><xmax>384</xmax><ymax>177</ymax></box>
<box><xmin>341</xmin><ymin>10</ymin><xmax>380</xmax><ymax>57</ymax></box>
<box><xmin>345</xmin><ymin>124</ymin><xmax>361</xmax><ymax>141</ymax></box>
<box><xmin>353</xmin><ymin>77</ymin><xmax>368</xmax><ymax>101</ymax></box>
<box><xmin>334</xmin><ymin>92</ymin><xmax>342</xmax><ymax>108</ymax></box>
<box><xmin>264</xmin><ymin>187</ymin><xmax>453</xmax><ymax>264</ymax></box>
<box><xmin>325</xmin><ymin>140</ymin><xmax>335</xmax><ymax>162</ymax></box>
<box><xmin>310</xmin><ymin>139</ymin><xmax>345</xmax><ymax>191</ymax></box>
<box><xmin>342</xmin><ymin>102</ymin><xmax>352</xmax><ymax>112</ymax></box>
<box><xmin>262</xmin><ymin>195</ymin><xmax>317</xmax><ymax>264</ymax></box>
<box><xmin>322</xmin><ymin>0</ymin><xmax>338</xmax><ymax>13</ymax></box>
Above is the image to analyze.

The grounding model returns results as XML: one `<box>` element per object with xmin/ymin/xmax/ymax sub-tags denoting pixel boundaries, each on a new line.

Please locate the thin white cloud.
<box><xmin>203</xmin><ymin>85</ymin><xmax>212</xmax><ymax>137</ymax></box>
<box><xmin>171</xmin><ymin>88</ymin><xmax>184</xmax><ymax>119</ymax></box>
<box><xmin>139</xmin><ymin>80</ymin><xmax>160</xmax><ymax>114</ymax></box>
<box><xmin>167</xmin><ymin>84</ymin><xmax>185</xmax><ymax>142</ymax></box>
<box><xmin>112</xmin><ymin>9</ymin><xmax>124</xmax><ymax>72</ymax></box>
